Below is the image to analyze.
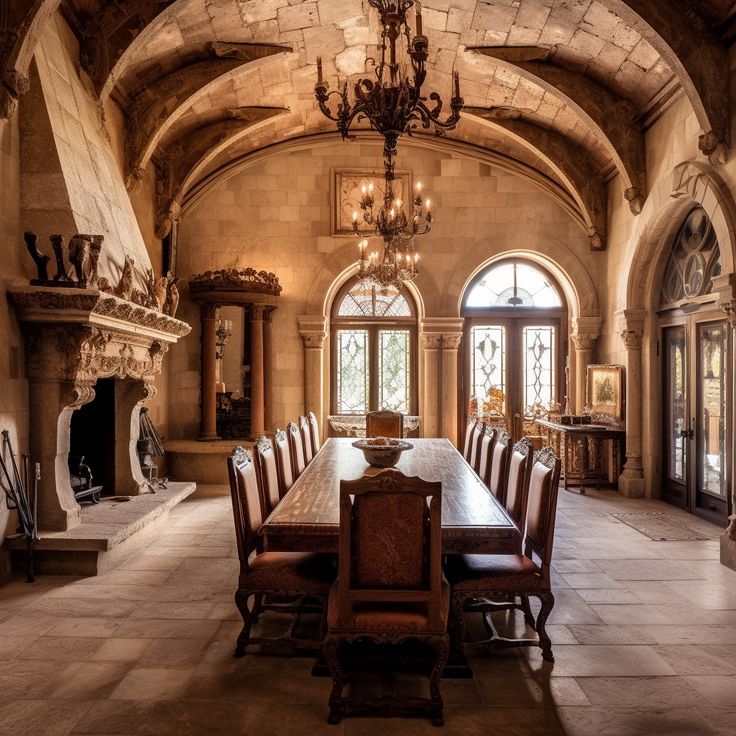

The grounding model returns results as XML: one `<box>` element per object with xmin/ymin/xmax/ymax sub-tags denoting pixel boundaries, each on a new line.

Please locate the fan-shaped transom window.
<box><xmin>464</xmin><ymin>262</ymin><xmax>562</xmax><ymax>309</ymax></box>
<box><xmin>337</xmin><ymin>283</ymin><xmax>412</xmax><ymax>318</ymax></box>
<box><xmin>660</xmin><ymin>207</ymin><xmax>721</xmax><ymax>306</ymax></box>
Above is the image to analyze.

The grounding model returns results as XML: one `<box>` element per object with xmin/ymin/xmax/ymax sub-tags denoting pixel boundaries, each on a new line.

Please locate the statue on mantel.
<box><xmin>114</xmin><ymin>255</ymin><xmax>135</xmax><ymax>301</ymax></box>
<box><xmin>49</xmin><ymin>234</ymin><xmax>73</xmax><ymax>283</ymax></box>
<box><xmin>68</xmin><ymin>235</ymin><xmax>91</xmax><ymax>285</ymax></box>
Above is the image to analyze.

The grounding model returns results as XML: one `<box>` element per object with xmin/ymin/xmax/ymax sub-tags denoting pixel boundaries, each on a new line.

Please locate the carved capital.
<box><xmin>722</xmin><ymin>300</ymin><xmax>736</xmax><ymax>330</ymax></box>
<box><xmin>624</xmin><ymin>187</ymin><xmax>643</xmax><ymax>215</ymax></box>
<box><xmin>699</xmin><ymin>131</ymin><xmax>728</xmax><ymax>166</ymax></box>
<box><xmin>301</xmin><ymin>331</ymin><xmax>326</xmax><ymax>349</ymax></box>
<box><xmin>421</xmin><ymin>333</ymin><xmax>442</xmax><ymax>350</ymax></box>
<box><xmin>442</xmin><ymin>334</ymin><xmax>463</xmax><ymax>350</ymax></box>
<box><xmin>620</xmin><ymin>329</ymin><xmax>643</xmax><ymax>350</ymax></box>
<box><xmin>571</xmin><ymin>333</ymin><xmax>596</xmax><ymax>351</ymax></box>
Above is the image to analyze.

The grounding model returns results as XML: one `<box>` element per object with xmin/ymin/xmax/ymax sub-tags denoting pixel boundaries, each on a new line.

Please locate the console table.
<box><xmin>535</xmin><ymin>419</ymin><xmax>625</xmax><ymax>493</ymax></box>
<box><xmin>328</xmin><ymin>414</ymin><xmax>420</xmax><ymax>438</ymax></box>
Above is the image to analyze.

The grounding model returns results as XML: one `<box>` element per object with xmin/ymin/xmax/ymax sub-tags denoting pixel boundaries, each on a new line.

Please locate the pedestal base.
<box><xmin>720</xmin><ymin>532</ymin><xmax>736</xmax><ymax>571</ymax></box>
<box><xmin>617</xmin><ymin>472</ymin><xmax>646</xmax><ymax>498</ymax></box>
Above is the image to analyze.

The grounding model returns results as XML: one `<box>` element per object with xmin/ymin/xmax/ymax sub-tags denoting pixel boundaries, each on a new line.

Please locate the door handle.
<box><xmin>679</xmin><ymin>429</ymin><xmax>694</xmax><ymax>439</ymax></box>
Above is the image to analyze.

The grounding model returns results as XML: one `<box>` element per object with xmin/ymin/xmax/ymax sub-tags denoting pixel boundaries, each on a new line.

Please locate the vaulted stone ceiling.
<box><xmin>3</xmin><ymin>1</ymin><xmax>734</xmax><ymax>249</ymax></box>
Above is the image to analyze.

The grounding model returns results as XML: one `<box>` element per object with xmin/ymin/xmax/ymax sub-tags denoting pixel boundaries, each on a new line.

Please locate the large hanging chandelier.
<box><xmin>315</xmin><ymin>0</ymin><xmax>463</xmax><ymax>291</ymax></box>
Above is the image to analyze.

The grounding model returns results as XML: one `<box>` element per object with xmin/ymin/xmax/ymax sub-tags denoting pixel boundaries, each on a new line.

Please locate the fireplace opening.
<box><xmin>69</xmin><ymin>378</ymin><xmax>116</xmax><ymax>499</ymax></box>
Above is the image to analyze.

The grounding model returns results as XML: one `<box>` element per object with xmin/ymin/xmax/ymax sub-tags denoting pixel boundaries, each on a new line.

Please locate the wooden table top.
<box><xmin>535</xmin><ymin>418</ymin><xmax>626</xmax><ymax>436</ymax></box>
<box><xmin>260</xmin><ymin>438</ymin><xmax>519</xmax><ymax>554</ymax></box>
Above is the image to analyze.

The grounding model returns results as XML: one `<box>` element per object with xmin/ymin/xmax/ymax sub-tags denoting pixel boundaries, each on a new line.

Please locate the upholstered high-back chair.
<box><xmin>323</xmin><ymin>469</ymin><xmax>449</xmax><ymax>726</ymax></box>
<box><xmin>446</xmin><ymin>446</ymin><xmax>562</xmax><ymax>663</ymax></box>
<box><xmin>307</xmin><ymin>410</ymin><xmax>321</xmax><ymax>456</ymax></box>
<box><xmin>287</xmin><ymin>421</ymin><xmax>307</xmax><ymax>478</ymax></box>
<box><xmin>227</xmin><ymin>446</ymin><xmax>334</xmax><ymax>656</ymax></box>
<box><xmin>462</xmin><ymin>418</ymin><xmax>477</xmax><ymax>461</ymax></box>
<box><xmin>254</xmin><ymin>435</ymin><xmax>280</xmax><ymax>515</ymax></box>
<box><xmin>365</xmin><ymin>410</ymin><xmax>403</xmax><ymax>438</ymax></box>
<box><xmin>476</xmin><ymin>425</ymin><xmax>496</xmax><ymax>485</ymax></box>
<box><xmin>504</xmin><ymin>438</ymin><xmax>534</xmax><ymax>530</ymax></box>
<box><xmin>487</xmin><ymin>428</ymin><xmax>511</xmax><ymax>502</ymax></box>
<box><xmin>468</xmin><ymin>420</ymin><xmax>485</xmax><ymax>472</ymax></box>
<box><xmin>299</xmin><ymin>415</ymin><xmax>314</xmax><ymax>464</ymax></box>
<box><xmin>273</xmin><ymin>428</ymin><xmax>295</xmax><ymax>497</ymax></box>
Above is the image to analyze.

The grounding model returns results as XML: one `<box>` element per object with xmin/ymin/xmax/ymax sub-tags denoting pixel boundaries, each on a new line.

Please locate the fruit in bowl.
<box><xmin>352</xmin><ymin>437</ymin><xmax>413</xmax><ymax>467</ymax></box>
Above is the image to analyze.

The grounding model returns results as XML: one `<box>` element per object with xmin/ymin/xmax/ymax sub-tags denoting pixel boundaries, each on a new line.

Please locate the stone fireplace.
<box><xmin>9</xmin><ymin>286</ymin><xmax>191</xmax><ymax>531</ymax></box>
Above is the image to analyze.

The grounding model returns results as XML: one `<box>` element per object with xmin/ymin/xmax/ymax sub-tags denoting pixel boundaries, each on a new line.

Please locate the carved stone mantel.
<box><xmin>9</xmin><ymin>285</ymin><xmax>191</xmax><ymax>531</ymax></box>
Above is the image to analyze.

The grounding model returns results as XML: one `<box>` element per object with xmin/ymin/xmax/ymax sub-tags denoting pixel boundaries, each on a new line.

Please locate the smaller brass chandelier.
<box><xmin>353</xmin><ymin>168</ymin><xmax>431</xmax><ymax>290</ymax></box>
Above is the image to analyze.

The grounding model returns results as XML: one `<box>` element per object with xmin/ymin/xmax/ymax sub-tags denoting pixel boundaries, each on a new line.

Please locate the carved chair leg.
<box><xmin>428</xmin><ymin>635</ymin><xmax>449</xmax><ymax>727</ymax></box>
<box><xmin>234</xmin><ymin>588</ymin><xmax>253</xmax><ymax>657</ymax></box>
<box><xmin>323</xmin><ymin>636</ymin><xmax>344</xmax><ymax>725</ymax></box>
<box><xmin>251</xmin><ymin>593</ymin><xmax>264</xmax><ymax>624</ymax></box>
<box><xmin>520</xmin><ymin>595</ymin><xmax>536</xmax><ymax>629</ymax></box>
<box><xmin>450</xmin><ymin>593</ymin><xmax>466</xmax><ymax>660</ymax></box>
<box><xmin>535</xmin><ymin>591</ymin><xmax>555</xmax><ymax>662</ymax></box>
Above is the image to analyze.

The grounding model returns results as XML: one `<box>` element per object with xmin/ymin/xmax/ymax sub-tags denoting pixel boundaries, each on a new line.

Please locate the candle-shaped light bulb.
<box><xmin>453</xmin><ymin>69</ymin><xmax>460</xmax><ymax>98</ymax></box>
<box><xmin>414</xmin><ymin>253</ymin><xmax>419</xmax><ymax>263</ymax></box>
<box><xmin>368</xmin><ymin>182</ymin><xmax>374</xmax><ymax>192</ymax></box>
<box><xmin>361</xmin><ymin>184</ymin><xmax>366</xmax><ymax>194</ymax></box>
<box><xmin>317</xmin><ymin>56</ymin><xmax>323</xmax><ymax>85</ymax></box>
<box><xmin>352</xmin><ymin>211</ymin><xmax>358</xmax><ymax>222</ymax></box>
<box><xmin>395</xmin><ymin>198</ymin><xmax>402</xmax><ymax>208</ymax></box>
<box><xmin>389</xmin><ymin>208</ymin><xmax>395</xmax><ymax>219</ymax></box>
<box><xmin>415</xmin><ymin>0</ymin><xmax>423</xmax><ymax>35</ymax></box>
<box><xmin>416</xmin><ymin>182</ymin><xmax>422</xmax><ymax>192</ymax></box>
<box><xmin>425</xmin><ymin>198</ymin><xmax>431</xmax><ymax>209</ymax></box>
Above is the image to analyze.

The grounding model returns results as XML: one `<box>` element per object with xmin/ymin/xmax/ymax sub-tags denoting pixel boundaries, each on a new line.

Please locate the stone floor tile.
<box><xmin>684</xmin><ymin>675</ymin><xmax>736</xmax><ymax>706</ymax></box>
<box><xmin>91</xmin><ymin>638</ymin><xmax>152</xmax><ymax>663</ymax></box>
<box><xmin>16</xmin><ymin>636</ymin><xmax>107</xmax><ymax>661</ymax></box>
<box><xmin>137</xmin><ymin>638</ymin><xmax>210</xmax><ymax>668</ymax></box>
<box><xmin>46</xmin><ymin>661</ymin><xmax>133</xmax><ymax>699</ymax></box>
<box><xmin>112</xmin><ymin>619</ymin><xmax>221</xmax><ymax>640</ymax></box>
<box><xmin>576</xmin><ymin>675</ymin><xmax>701</xmax><ymax>706</ymax></box>
<box><xmin>591</xmin><ymin>603</ymin><xmax>675</xmax><ymax>625</ymax></box>
<box><xmin>556</xmin><ymin>705</ymin><xmax>717</xmax><ymax>735</ymax></box>
<box><xmin>109</xmin><ymin>668</ymin><xmax>194</xmax><ymax>700</ymax></box>
<box><xmin>0</xmin><ymin>699</ymin><xmax>93</xmax><ymax>736</ymax></box>
<box><xmin>538</xmin><ymin>645</ymin><xmax>676</xmax><ymax>677</ymax></box>
<box><xmin>566</xmin><ymin>624</ymin><xmax>657</xmax><ymax>645</ymax></box>
<box><xmin>46</xmin><ymin>617</ymin><xmax>124</xmax><ymax>638</ymax></box>
<box><xmin>652</xmin><ymin>645</ymin><xmax>736</xmax><ymax>676</ymax></box>
<box><xmin>559</xmin><ymin>573</ymin><xmax>623</xmax><ymax>588</ymax></box>
<box><xmin>128</xmin><ymin>601</ymin><xmax>217</xmax><ymax>620</ymax></box>
<box><xmin>576</xmin><ymin>588</ymin><xmax>641</xmax><ymax>605</ymax></box>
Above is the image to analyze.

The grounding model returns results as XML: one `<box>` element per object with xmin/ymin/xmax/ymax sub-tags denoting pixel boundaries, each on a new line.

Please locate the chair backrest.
<box><xmin>254</xmin><ymin>435</ymin><xmax>280</xmax><ymax>514</ymax></box>
<box><xmin>299</xmin><ymin>415</ymin><xmax>313</xmax><ymax>463</ymax></box>
<box><xmin>307</xmin><ymin>410</ymin><xmax>321</xmax><ymax>455</ymax></box>
<box><xmin>504</xmin><ymin>438</ymin><xmax>534</xmax><ymax>528</ymax></box>
<box><xmin>524</xmin><ymin>447</ymin><xmax>562</xmax><ymax>576</ymax></box>
<box><xmin>488</xmin><ymin>428</ymin><xmax>511</xmax><ymax>501</ymax></box>
<box><xmin>336</xmin><ymin>469</ymin><xmax>443</xmax><ymax>630</ymax></box>
<box><xmin>366</xmin><ymin>410</ymin><xmax>403</xmax><ymax>438</ymax></box>
<box><xmin>462</xmin><ymin>418</ymin><xmax>477</xmax><ymax>460</ymax></box>
<box><xmin>469</xmin><ymin>420</ymin><xmax>485</xmax><ymax>472</ymax></box>
<box><xmin>226</xmin><ymin>446</ymin><xmax>263</xmax><ymax>568</ymax></box>
<box><xmin>476</xmin><ymin>425</ymin><xmax>496</xmax><ymax>485</ymax></box>
<box><xmin>273</xmin><ymin>428</ymin><xmax>294</xmax><ymax>496</ymax></box>
<box><xmin>287</xmin><ymin>421</ymin><xmax>307</xmax><ymax>477</ymax></box>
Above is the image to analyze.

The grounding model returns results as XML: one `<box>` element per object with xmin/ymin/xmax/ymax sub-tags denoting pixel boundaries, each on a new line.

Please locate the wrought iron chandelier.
<box><xmin>315</xmin><ymin>0</ymin><xmax>463</xmax><ymax>291</ymax></box>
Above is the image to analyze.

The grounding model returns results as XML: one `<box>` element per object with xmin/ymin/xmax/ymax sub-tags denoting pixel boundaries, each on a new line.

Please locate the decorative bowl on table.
<box><xmin>352</xmin><ymin>438</ymin><xmax>413</xmax><ymax>468</ymax></box>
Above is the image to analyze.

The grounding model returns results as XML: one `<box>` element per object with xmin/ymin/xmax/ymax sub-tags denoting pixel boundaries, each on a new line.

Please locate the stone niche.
<box><xmin>9</xmin><ymin>286</ymin><xmax>191</xmax><ymax>532</ymax></box>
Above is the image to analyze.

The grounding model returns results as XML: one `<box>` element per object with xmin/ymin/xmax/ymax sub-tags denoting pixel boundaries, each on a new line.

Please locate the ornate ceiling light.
<box><xmin>315</xmin><ymin>1</ymin><xmax>463</xmax><ymax>291</ymax></box>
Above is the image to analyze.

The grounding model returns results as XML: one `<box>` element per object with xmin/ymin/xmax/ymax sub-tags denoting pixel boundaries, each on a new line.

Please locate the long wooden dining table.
<box><xmin>260</xmin><ymin>437</ymin><xmax>520</xmax><ymax>555</ymax></box>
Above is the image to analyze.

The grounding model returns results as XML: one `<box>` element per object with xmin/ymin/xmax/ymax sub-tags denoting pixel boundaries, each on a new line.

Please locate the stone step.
<box><xmin>4</xmin><ymin>481</ymin><xmax>196</xmax><ymax>577</ymax></box>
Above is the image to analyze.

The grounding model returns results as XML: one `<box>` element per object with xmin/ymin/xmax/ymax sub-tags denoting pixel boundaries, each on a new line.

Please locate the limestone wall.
<box><xmin>172</xmin><ymin>139</ymin><xmax>599</xmax><ymax>438</ymax></box>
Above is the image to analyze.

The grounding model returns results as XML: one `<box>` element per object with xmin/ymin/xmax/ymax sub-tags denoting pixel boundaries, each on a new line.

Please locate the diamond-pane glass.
<box><xmin>471</xmin><ymin>326</ymin><xmax>506</xmax><ymax>412</ymax></box>
<box><xmin>523</xmin><ymin>326</ymin><xmax>555</xmax><ymax>411</ymax></box>
<box><xmin>378</xmin><ymin>330</ymin><xmax>410</xmax><ymax>412</ymax></box>
<box><xmin>337</xmin><ymin>283</ymin><xmax>411</xmax><ymax>318</ymax></box>
<box><xmin>336</xmin><ymin>330</ymin><xmax>369</xmax><ymax>413</ymax></box>
<box><xmin>465</xmin><ymin>263</ymin><xmax>561</xmax><ymax>308</ymax></box>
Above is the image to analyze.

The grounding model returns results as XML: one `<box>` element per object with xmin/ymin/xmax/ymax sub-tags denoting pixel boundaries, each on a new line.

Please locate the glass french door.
<box><xmin>662</xmin><ymin>317</ymin><xmax>730</xmax><ymax>525</ymax></box>
<box><xmin>466</xmin><ymin>317</ymin><xmax>562</xmax><ymax>441</ymax></box>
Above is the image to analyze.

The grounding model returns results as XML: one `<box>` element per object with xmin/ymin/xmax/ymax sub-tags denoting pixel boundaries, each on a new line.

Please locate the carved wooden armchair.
<box><xmin>254</xmin><ymin>435</ymin><xmax>281</xmax><ymax>515</ymax></box>
<box><xmin>273</xmin><ymin>428</ymin><xmax>295</xmax><ymax>498</ymax></box>
<box><xmin>446</xmin><ymin>447</ymin><xmax>562</xmax><ymax>663</ymax></box>
<box><xmin>299</xmin><ymin>415</ymin><xmax>314</xmax><ymax>464</ymax></box>
<box><xmin>287</xmin><ymin>421</ymin><xmax>307</xmax><ymax>479</ymax></box>
<box><xmin>468</xmin><ymin>420</ymin><xmax>485</xmax><ymax>473</ymax></box>
<box><xmin>307</xmin><ymin>410</ymin><xmax>321</xmax><ymax>456</ymax></box>
<box><xmin>226</xmin><ymin>446</ymin><xmax>335</xmax><ymax>656</ymax></box>
<box><xmin>323</xmin><ymin>470</ymin><xmax>449</xmax><ymax>726</ymax></box>
<box><xmin>462</xmin><ymin>418</ymin><xmax>478</xmax><ymax>462</ymax></box>
<box><xmin>503</xmin><ymin>438</ymin><xmax>534</xmax><ymax>531</ymax></box>
<box><xmin>365</xmin><ymin>410</ymin><xmax>404</xmax><ymax>438</ymax></box>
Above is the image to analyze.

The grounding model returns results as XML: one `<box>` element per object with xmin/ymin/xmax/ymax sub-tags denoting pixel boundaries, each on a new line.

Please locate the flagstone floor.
<box><xmin>1</xmin><ymin>488</ymin><xmax>735</xmax><ymax>736</ymax></box>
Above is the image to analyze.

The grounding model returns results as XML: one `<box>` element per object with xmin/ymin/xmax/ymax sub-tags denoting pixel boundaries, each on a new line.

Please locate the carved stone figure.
<box><xmin>49</xmin><ymin>235</ymin><xmax>72</xmax><ymax>283</ymax></box>
<box><xmin>68</xmin><ymin>235</ymin><xmax>91</xmax><ymax>285</ymax></box>
<box><xmin>115</xmin><ymin>256</ymin><xmax>135</xmax><ymax>301</ymax></box>
<box><xmin>165</xmin><ymin>277</ymin><xmax>180</xmax><ymax>318</ymax></box>
<box><xmin>87</xmin><ymin>235</ymin><xmax>104</xmax><ymax>287</ymax></box>
<box><xmin>24</xmin><ymin>232</ymin><xmax>50</xmax><ymax>282</ymax></box>
<box><xmin>154</xmin><ymin>274</ymin><xmax>169</xmax><ymax>312</ymax></box>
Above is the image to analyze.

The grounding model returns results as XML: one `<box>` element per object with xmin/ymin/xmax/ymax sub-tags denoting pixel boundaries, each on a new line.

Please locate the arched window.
<box><xmin>331</xmin><ymin>279</ymin><xmax>417</xmax><ymax>415</ymax></box>
<box><xmin>462</xmin><ymin>259</ymin><xmax>567</xmax><ymax>437</ymax></box>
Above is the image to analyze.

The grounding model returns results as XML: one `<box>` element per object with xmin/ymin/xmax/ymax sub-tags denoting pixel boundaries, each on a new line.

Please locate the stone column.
<box><xmin>420</xmin><ymin>333</ymin><xmax>442</xmax><ymax>438</ymax></box>
<box><xmin>299</xmin><ymin>316</ymin><xmax>328</xmax><ymax>440</ymax></box>
<box><xmin>617</xmin><ymin>310</ymin><xmax>646</xmax><ymax>497</ymax></box>
<box><xmin>263</xmin><ymin>309</ymin><xmax>274</xmax><ymax>434</ymax></box>
<box><xmin>116</xmin><ymin>379</ymin><xmax>158</xmax><ymax>495</ymax></box>
<box><xmin>440</xmin><ymin>333</ymin><xmax>463</xmax><ymax>447</ymax></box>
<box><xmin>250</xmin><ymin>304</ymin><xmax>267</xmax><ymax>437</ymax></box>
<box><xmin>199</xmin><ymin>303</ymin><xmax>219</xmax><ymax>441</ymax></box>
<box><xmin>719</xmin><ymin>286</ymin><xmax>736</xmax><ymax>570</ymax></box>
<box><xmin>571</xmin><ymin>333</ymin><xmax>596</xmax><ymax>412</ymax></box>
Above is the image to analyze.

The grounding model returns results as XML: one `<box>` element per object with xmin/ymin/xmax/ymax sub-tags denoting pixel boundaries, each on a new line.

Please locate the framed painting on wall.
<box><xmin>332</xmin><ymin>169</ymin><xmax>411</xmax><ymax>235</ymax></box>
<box><xmin>585</xmin><ymin>364</ymin><xmax>625</xmax><ymax>421</ymax></box>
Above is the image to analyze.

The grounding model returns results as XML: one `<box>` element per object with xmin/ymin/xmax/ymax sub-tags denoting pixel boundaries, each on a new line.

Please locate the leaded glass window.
<box><xmin>523</xmin><ymin>326</ymin><xmax>556</xmax><ymax>411</ymax></box>
<box><xmin>470</xmin><ymin>326</ymin><xmax>506</xmax><ymax>414</ymax></box>
<box><xmin>465</xmin><ymin>262</ymin><xmax>562</xmax><ymax>309</ymax></box>
<box><xmin>332</xmin><ymin>279</ymin><xmax>416</xmax><ymax>415</ymax></box>
<box><xmin>660</xmin><ymin>207</ymin><xmax>721</xmax><ymax>305</ymax></box>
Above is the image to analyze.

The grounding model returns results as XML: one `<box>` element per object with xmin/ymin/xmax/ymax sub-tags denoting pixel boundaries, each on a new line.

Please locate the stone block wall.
<box><xmin>172</xmin><ymin>139</ymin><xmax>598</xmax><ymax>438</ymax></box>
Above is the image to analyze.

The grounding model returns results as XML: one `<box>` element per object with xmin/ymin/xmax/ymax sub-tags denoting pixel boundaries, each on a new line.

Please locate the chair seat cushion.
<box><xmin>241</xmin><ymin>551</ymin><xmax>336</xmax><ymax>593</ymax></box>
<box><xmin>327</xmin><ymin>579</ymin><xmax>450</xmax><ymax>634</ymax></box>
<box><xmin>445</xmin><ymin>554</ymin><xmax>546</xmax><ymax>592</ymax></box>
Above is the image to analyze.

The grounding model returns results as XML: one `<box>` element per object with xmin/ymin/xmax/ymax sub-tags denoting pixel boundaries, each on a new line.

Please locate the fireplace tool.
<box><xmin>0</xmin><ymin>430</ymin><xmax>38</xmax><ymax>582</ymax></box>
